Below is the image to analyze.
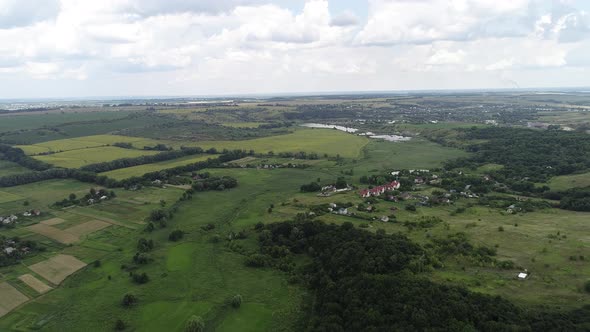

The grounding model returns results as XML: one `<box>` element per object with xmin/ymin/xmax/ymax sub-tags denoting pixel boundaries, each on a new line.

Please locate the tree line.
<box><xmin>0</xmin><ymin>144</ymin><xmax>51</xmax><ymax>171</ymax></box>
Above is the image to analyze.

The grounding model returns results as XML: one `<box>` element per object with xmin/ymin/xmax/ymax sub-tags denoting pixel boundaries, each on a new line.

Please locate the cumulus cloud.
<box><xmin>0</xmin><ymin>0</ymin><xmax>589</xmax><ymax>97</ymax></box>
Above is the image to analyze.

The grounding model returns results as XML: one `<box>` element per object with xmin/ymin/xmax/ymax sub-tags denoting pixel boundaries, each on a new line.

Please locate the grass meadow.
<box><xmin>179</xmin><ymin>129</ymin><xmax>369</xmax><ymax>159</ymax></box>
<box><xmin>34</xmin><ymin>146</ymin><xmax>160</xmax><ymax>168</ymax></box>
<box><xmin>17</xmin><ymin>135</ymin><xmax>162</xmax><ymax>155</ymax></box>
<box><xmin>100</xmin><ymin>154</ymin><xmax>214</xmax><ymax>180</ymax></box>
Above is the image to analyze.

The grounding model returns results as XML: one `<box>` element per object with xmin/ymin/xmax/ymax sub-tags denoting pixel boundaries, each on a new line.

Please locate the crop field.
<box><xmin>64</xmin><ymin>220</ymin><xmax>110</xmax><ymax>237</ymax></box>
<box><xmin>33</xmin><ymin>146</ymin><xmax>160</xmax><ymax>168</ymax></box>
<box><xmin>17</xmin><ymin>275</ymin><xmax>52</xmax><ymax>294</ymax></box>
<box><xmin>179</xmin><ymin>129</ymin><xmax>369</xmax><ymax>158</ymax></box>
<box><xmin>0</xmin><ymin>161</ymin><xmax>30</xmax><ymax>177</ymax></box>
<box><xmin>26</xmin><ymin>224</ymin><xmax>79</xmax><ymax>244</ymax></box>
<box><xmin>0</xmin><ymin>282</ymin><xmax>29</xmax><ymax>318</ymax></box>
<box><xmin>16</xmin><ymin>134</ymin><xmax>162</xmax><ymax>155</ymax></box>
<box><xmin>546</xmin><ymin>171</ymin><xmax>590</xmax><ymax>191</ymax></box>
<box><xmin>27</xmin><ymin>254</ymin><xmax>87</xmax><ymax>285</ymax></box>
<box><xmin>99</xmin><ymin>154</ymin><xmax>214</xmax><ymax>180</ymax></box>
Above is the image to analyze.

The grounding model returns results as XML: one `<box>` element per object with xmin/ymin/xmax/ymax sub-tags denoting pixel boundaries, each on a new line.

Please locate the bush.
<box><xmin>231</xmin><ymin>294</ymin><xmax>243</xmax><ymax>308</ymax></box>
<box><xmin>131</xmin><ymin>272</ymin><xmax>149</xmax><ymax>284</ymax></box>
<box><xmin>122</xmin><ymin>293</ymin><xmax>137</xmax><ymax>307</ymax></box>
<box><xmin>114</xmin><ymin>319</ymin><xmax>126</xmax><ymax>331</ymax></box>
<box><xmin>585</xmin><ymin>280</ymin><xmax>590</xmax><ymax>293</ymax></box>
<box><xmin>245</xmin><ymin>254</ymin><xmax>269</xmax><ymax>267</ymax></box>
<box><xmin>405</xmin><ymin>204</ymin><xmax>417</xmax><ymax>212</ymax></box>
<box><xmin>169</xmin><ymin>230</ymin><xmax>184</xmax><ymax>242</ymax></box>
<box><xmin>185</xmin><ymin>315</ymin><xmax>205</xmax><ymax>332</ymax></box>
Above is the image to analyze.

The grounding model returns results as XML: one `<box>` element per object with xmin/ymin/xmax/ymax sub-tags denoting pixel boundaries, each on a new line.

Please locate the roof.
<box><xmin>518</xmin><ymin>273</ymin><xmax>528</xmax><ymax>279</ymax></box>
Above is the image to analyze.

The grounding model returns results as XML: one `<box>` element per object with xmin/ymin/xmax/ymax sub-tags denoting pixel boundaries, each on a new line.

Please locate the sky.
<box><xmin>1</xmin><ymin>0</ymin><xmax>590</xmax><ymax>98</ymax></box>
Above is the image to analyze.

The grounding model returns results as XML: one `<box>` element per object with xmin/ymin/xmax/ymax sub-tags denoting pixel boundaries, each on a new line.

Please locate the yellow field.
<box><xmin>178</xmin><ymin>129</ymin><xmax>369</xmax><ymax>158</ymax></box>
<box><xmin>16</xmin><ymin>135</ymin><xmax>162</xmax><ymax>155</ymax></box>
<box><xmin>100</xmin><ymin>154</ymin><xmax>215</xmax><ymax>180</ymax></box>
<box><xmin>28</xmin><ymin>254</ymin><xmax>87</xmax><ymax>285</ymax></box>
<box><xmin>0</xmin><ymin>282</ymin><xmax>28</xmax><ymax>318</ymax></box>
<box><xmin>34</xmin><ymin>146</ymin><xmax>160</xmax><ymax>168</ymax></box>
<box><xmin>18</xmin><ymin>274</ymin><xmax>52</xmax><ymax>294</ymax></box>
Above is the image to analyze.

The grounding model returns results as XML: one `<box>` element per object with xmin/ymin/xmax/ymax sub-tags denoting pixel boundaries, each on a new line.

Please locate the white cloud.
<box><xmin>0</xmin><ymin>0</ymin><xmax>589</xmax><ymax>97</ymax></box>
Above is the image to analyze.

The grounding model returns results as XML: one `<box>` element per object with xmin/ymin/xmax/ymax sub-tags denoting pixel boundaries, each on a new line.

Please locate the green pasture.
<box><xmin>16</xmin><ymin>135</ymin><xmax>161</xmax><ymax>155</ymax></box>
<box><xmin>0</xmin><ymin>160</ymin><xmax>30</xmax><ymax>177</ymax></box>
<box><xmin>34</xmin><ymin>146</ymin><xmax>160</xmax><ymax>168</ymax></box>
<box><xmin>100</xmin><ymin>154</ymin><xmax>214</xmax><ymax>180</ymax></box>
<box><xmin>351</xmin><ymin>139</ymin><xmax>468</xmax><ymax>174</ymax></box>
<box><xmin>179</xmin><ymin>129</ymin><xmax>369</xmax><ymax>158</ymax></box>
<box><xmin>545</xmin><ymin>171</ymin><xmax>590</xmax><ymax>191</ymax></box>
<box><xmin>0</xmin><ymin>111</ymin><xmax>131</xmax><ymax>134</ymax></box>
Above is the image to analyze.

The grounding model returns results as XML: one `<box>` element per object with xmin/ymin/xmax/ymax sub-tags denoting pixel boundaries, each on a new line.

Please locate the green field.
<box><xmin>99</xmin><ymin>154</ymin><xmax>214</xmax><ymax>180</ymax></box>
<box><xmin>180</xmin><ymin>129</ymin><xmax>369</xmax><ymax>158</ymax></box>
<box><xmin>17</xmin><ymin>135</ymin><xmax>162</xmax><ymax>155</ymax></box>
<box><xmin>34</xmin><ymin>146</ymin><xmax>160</xmax><ymax>168</ymax></box>
<box><xmin>546</xmin><ymin>171</ymin><xmax>590</xmax><ymax>191</ymax></box>
<box><xmin>352</xmin><ymin>139</ymin><xmax>469</xmax><ymax>174</ymax></box>
<box><xmin>0</xmin><ymin>111</ymin><xmax>131</xmax><ymax>134</ymax></box>
<box><xmin>0</xmin><ymin>160</ymin><xmax>30</xmax><ymax>177</ymax></box>
<box><xmin>0</xmin><ymin>190</ymin><xmax>24</xmax><ymax>204</ymax></box>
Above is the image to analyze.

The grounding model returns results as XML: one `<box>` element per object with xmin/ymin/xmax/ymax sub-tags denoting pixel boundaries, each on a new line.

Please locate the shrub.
<box><xmin>185</xmin><ymin>315</ymin><xmax>205</xmax><ymax>332</ymax></box>
<box><xmin>169</xmin><ymin>230</ymin><xmax>184</xmax><ymax>242</ymax></box>
<box><xmin>114</xmin><ymin>319</ymin><xmax>126</xmax><ymax>331</ymax></box>
<box><xmin>122</xmin><ymin>293</ymin><xmax>137</xmax><ymax>307</ymax></box>
<box><xmin>231</xmin><ymin>294</ymin><xmax>243</xmax><ymax>308</ymax></box>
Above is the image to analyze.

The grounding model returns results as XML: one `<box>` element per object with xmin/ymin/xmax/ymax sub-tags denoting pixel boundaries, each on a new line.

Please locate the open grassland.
<box><xmin>0</xmin><ymin>111</ymin><xmax>131</xmax><ymax>134</ymax></box>
<box><xmin>0</xmin><ymin>161</ymin><xmax>30</xmax><ymax>177</ymax></box>
<box><xmin>0</xmin><ymin>179</ymin><xmax>96</xmax><ymax>215</ymax></box>
<box><xmin>34</xmin><ymin>146</ymin><xmax>160</xmax><ymax>168</ymax></box>
<box><xmin>100</xmin><ymin>154</ymin><xmax>214</xmax><ymax>180</ymax></box>
<box><xmin>545</xmin><ymin>171</ymin><xmax>590</xmax><ymax>191</ymax></box>
<box><xmin>16</xmin><ymin>134</ymin><xmax>162</xmax><ymax>155</ymax></box>
<box><xmin>179</xmin><ymin>129</ymin><xmax>369</xmax><ymax>158</ymax></box>
<box><xmin>221</xmin><ymin>122</ymin><xmax>267</xmax><ymax>128</ymax></box>
<box><xmin>352</xmin><ymin>139</ymin><xmax>468</xmax><ymax>174</ymax></box>
<box><xmin>0</xmin><ymin>190</ymin><xmax>24</xmax><ymax>204</ymax></box>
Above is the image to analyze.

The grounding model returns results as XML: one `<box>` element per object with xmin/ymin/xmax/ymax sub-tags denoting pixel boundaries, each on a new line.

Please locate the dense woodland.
<box><xmin>253</xmin><ymin>220</ymin><xmax>590</xmax><ymax>331</ymax></box>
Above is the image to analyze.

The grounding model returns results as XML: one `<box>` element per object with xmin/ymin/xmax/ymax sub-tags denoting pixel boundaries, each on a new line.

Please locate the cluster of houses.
<box><xmin>359</xmin><ymin>181</ymin><xmax>401</xmax><ymax>198</ymax></box>
<box><xmin>319</xmin><ymin>185</ymin><xmax>353</xmax><ymax>197</ymax></box>
<box><xmin>0</xmin><ymin>210</ymin><xmax>41</xmax><ymax>227</ymax></box>
<box><xmin>1</xmin><ymin>238</ymin><xmax>32</xmax><ymax>257</ymax></box>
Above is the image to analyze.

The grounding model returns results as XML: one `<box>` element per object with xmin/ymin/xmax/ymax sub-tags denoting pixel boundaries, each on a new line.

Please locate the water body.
<box><xmin>301</xmin><ymin>123</ymin><xmax>358</xmax><ymax>133</ymax></box>
<box><xmin>301</xmin><ymin>123</ymin><xmax>411</xmax><ymax>142</ymax></box>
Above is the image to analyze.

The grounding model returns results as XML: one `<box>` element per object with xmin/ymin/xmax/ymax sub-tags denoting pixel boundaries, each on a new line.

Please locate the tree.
<box><xmin>185</xmin><ymin>315</ymin><xmax>205</xmax><ymax>332</ymax></box>
<box><xmin>169</xmin><ymin>230</ymin><xmax>184</xmax><ymax>241</ymax></box>
<box><xmin>69</xmin><ymin>193</ymin><xmax>77</xmax><ymax>201</ymax></box>
<box><xmin>114</xmin><ymin>319</ymin><xmax>126</xmax><ymax>331</ymax></box>
<box><xmin>122</xmin><ymin>293</ymin><xmax>137</xmax><ymax>307</ymax></box>
<box><xmin>335</xmin><ymin>177</ymin><xmax>348</xmax><ymax>189</ymax></box>
<box><xmin>231</xmin><ymin>294</ymin><xmax>243</xmax><ymax>308</ymax></box>
<box><xmin>585</xmin><ymin>280</ymin><xmax>590</xmax><ymax>293</ymax></box>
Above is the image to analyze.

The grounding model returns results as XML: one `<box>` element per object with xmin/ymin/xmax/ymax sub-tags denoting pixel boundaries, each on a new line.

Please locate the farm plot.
<box><xmin>0</xmin><ymin>282</ymin><xmax>28</xmax><ymax>318</ymax></box>
<box><xmin>34</xmin><ymin>146</ymin><xmax>160</xmax><ymax>168</ymax></box>
<box><xmin>64</xmin><ymin>220</ymin><xmax>110</xmax><ymax>237</ymax></box>
<box><xmin>40</xmin><ymin>217</ymin><xmax>65</xmax><ymax>226</ymax></box>
<box><xmin>16</xmin><ymin>135</ymin><xmax>162</xmax><ymax>155</ymax></box>
<box><xmin>18</xmin><ymin>274</ymin><xmax>52</xmax><ymax>294</ymax></box>
<box><xmin>27</xmin><ymin>254</ymin><xmax>86</xmax><ymax>285</ymax></box>
<box><xmin>100</xmin><ymin>154</ymin><xmax>213</xmax><ymax>180</ymax></box>
<box><xmin>26</xmin><ymin>224</ymin><xmax>79</xmax><ymax>244</ymax></box>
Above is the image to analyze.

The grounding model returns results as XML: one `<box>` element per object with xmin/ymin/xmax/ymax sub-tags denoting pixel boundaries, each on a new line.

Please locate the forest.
<box><xmin>253</xmin><ymin>220</ymin><xmax>590</xmax><ymax>331</ymax></box>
